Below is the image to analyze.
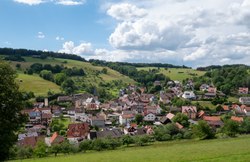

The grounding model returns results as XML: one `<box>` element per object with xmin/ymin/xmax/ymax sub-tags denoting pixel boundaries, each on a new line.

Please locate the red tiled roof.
<box><xmin>50</xmin><ymin>132</ymin><xmax>58</xmax><ymax>143</ymax></box>
<box><xmin>175</xmin><ymin>122</ymin><xmax>183</xmax><ymax>129</ymax></box>
<box><xmin>222</xmin><ymin>105</ymin><xmax>229</xmax><ymax>111</ymax></box>
<box><xmin>231</xmin><ymin>116</ymin><xmax>244</xmax><ymax>123</ymax></box>
<box><xmin>198</xmin><ymin>110</ymin><xmax>205</xmax><ymax>118</ymax></box>
<box><xmin>67</xmin><ymin>123</ymin><xmax>89</xmax><ymax>138</ymax></box>
<box><xmin>203</xmin><ymin>116</ymin><xmax>221</xmax><ymax>121</ymax></box>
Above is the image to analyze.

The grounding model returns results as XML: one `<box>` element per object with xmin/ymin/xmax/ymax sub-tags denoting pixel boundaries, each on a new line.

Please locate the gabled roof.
<box><xmin>182</xmin><ymin>106</ymin><xmax>197</xmax><ymax>113</ymax></box>
<box><xmin>166</xmin><ymin>113</ymin><xmax>175</xmax><ymax>120</ymax></box>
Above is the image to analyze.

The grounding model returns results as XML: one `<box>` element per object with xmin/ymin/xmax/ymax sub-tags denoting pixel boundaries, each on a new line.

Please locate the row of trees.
<box><xmin>0</xmin><ymin>48</ymin><xmax>86</xmax><ymax>61</ymax></box>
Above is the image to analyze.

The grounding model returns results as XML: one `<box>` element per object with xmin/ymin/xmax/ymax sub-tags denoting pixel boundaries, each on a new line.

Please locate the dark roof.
<box><xmin>96</xmin><ymin>129</ymin><xmax>124</xmax><ymax>139</ymax></box>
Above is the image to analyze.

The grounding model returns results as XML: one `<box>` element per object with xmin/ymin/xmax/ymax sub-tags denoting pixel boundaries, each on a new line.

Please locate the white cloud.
<box><xmin>56</xmin><ymin>36</ymin><xmax>64</xmax><ymax>41</ymax></box>
<box><xmin>95</xmin><ymin>0</ymin><xmax>250</xmax><ymax>67</ymax></box>
<box><xmin>14</xmin><ymin>0</ymin><xmax>45</xmax><ymax>5</ymax></box>
<box><xmin>58</xmin><ymin>41</ymin><xmax>93</xmax><ymax>56</ymax></box>
<box><xmin>37</xmin><ymin>32</ymin><xmax>45</xmax><ymax>39</ymax></box>
<box><xmin>55</xmin><ymin>0</ymin><xmax>85</xmax><ymax>6</ymax></box>
<box><xmin>107</xmin><ymin>3</ymin><xmax>147</xmax><ymax>21</ymax></box>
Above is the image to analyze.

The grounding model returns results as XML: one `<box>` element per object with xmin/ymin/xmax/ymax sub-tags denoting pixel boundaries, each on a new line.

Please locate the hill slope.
<box><xmin>17</xmin><ymin>135</ymin><xmax>250</xmax><ymax>162</ymax></box>
<box><xmin>16</xmin><ymin>73</ymin><xmax>61</xmax><ymax>96</ymax></box>
<box><xmin>4</xmin><ymin>56</ymin><xmax>135</xmax><ymax>97</ymax></box>
<box><xmin>137</xmin><ymin>67</ymin><xmax>205</xmax><ymax>81</ymax></box>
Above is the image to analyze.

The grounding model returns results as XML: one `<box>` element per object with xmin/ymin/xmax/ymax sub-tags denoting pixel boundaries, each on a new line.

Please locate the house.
<box><xmin>18</xmin><ymin>132</ymin><xmax>38</xmax><ymax>141</ymax></box>
<box><xmin>200</xmin><ymin>84</ymin><xmax>209</xmax><ymax>91</ymax></box>
<box><xmin>17</xmin><ymin>136</ymin><xmax>38</xmax><ymax>148</ymax></box>
<box><xmin>119</xmin><ymin>114</ymin><xmax>135</xmax><ymax>125</ymax></box>
<box><xmin>160</xmin><ymin>93</ymin><xmax>174</xmax><ymax>104</ymax></box>
<box><xmin>239</xmin><ymin>87</ymin><xmax>249</xmax><ymax>94</ymax></box>
<box><xmin>241</xmin><ymin>105</ymin><xmax>250</xmax><ymax>116</ymax></box>
<box><xmin>23</xmin><ymin>108</ymin><xmax>42</xmax><ymax>124</ymax></box>
<box><xmin>144</xmin><ymin>105</ymin><xmax>162</xmax><ymax>115</ymax></box>
<box><xmin>182</xmin><ymin>91</ymin><xmax>196</xmax><ymax>100</ymax></box>
<box><xmin>231</xmin><ymin>116</ymin><xmax>244</xmax><ymax>123</ymax></box>
<box><xmin>46</xmin><ymin>132</ymin><xmax>64</xmax><ymax>146</ymax></box>
<box><xmin>17</xmin><ymin>136</ymin><xmax>45</xmax><ymax>148</ymax></box>
<box><xmin>198</xmin><ymin>110</ymin><xmax>205</xmax><ymax>118</ymax></box>
<box><xmin>57</xmin><ymin>96</ymin><xmax>72</xmax><ymax>102</ymax></box>
<box><xmin>160</xmin><ymin>113</ymin><xmax>175</xmax><ymax>124</ymax></box>
<box><xmin>222</xmin><ymin>105</ymin><xmax>230</xmax><ymax>111</ymax></box>
<box><xmin>182</xmin><ymin>106</ymin><xmax>197</xmax><ymax>119</ymax></box>
<box><xmin>89</xmin><ymin>128</ymin><xmax>124</xmax><ymax>139</ymax></box>
<box><xmin>90</xmin><ymin>116</ymin><xmax>106</xmax><ymax>128</ymax></box>
<box><xmin>130</xmin><ymin>104</ymin><xmax>144</xmax><ymax>113</ymax></box>
<box><xmin>203</xmin><ymin>116</ymin><xmax>224</xmax><ymax>128</ymax></box>
<box><xmin>207</xmin><ymin>87</ymin><xmax>217</xmax><ymax>93</ymax></box>
<box><xmin>84</xmin><ymin>97</ymin><xmax>100</xmax><ymax>111</ymax></box>
<box><xmin>143</xmin><ymin>112</ymin><xmax>156</xmax><ymax>122</ymax></box>
<box><xmin>175</xmin><ymin>122</ymin><xmax>184</xmax><ymax>129</ymax></box>
<box><xmin>41</xmin><ymin>113</ymin><xmax>52</xmax><ymax>126</ymax></box>
<box><xmin>67</xmin><ymin>123</ymin><xmax>89</xmax><ymax>143</ymax></box>
<box><xmin>204</xmin><ymin>92</ymin><xmax>216</xmax><ymax>99</ymax></box>
<box><xmin>239</xmin><ymin>97</ymin><xmax>250</xmax><ymax>105</ymax></box>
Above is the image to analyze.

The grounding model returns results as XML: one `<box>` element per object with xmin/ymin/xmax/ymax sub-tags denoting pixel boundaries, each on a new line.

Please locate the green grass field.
<box><xmin>16</xmin><ymin>73</ymin><xmax>61</xmax><ymax>96</ymax></box>
<box><xmin>137</xmin><ymin>67</ymin><xmax>205</xmax><ymax>81</ymax></box>
<box><xmin>17</xmin><ymin>135</ymin><xmax>250</xmax><ymax>162</ymax></box>
<box><xmin>10</xmin><ymin>57</ymin><xmax>135</xmax><ymax>84</ymax></box>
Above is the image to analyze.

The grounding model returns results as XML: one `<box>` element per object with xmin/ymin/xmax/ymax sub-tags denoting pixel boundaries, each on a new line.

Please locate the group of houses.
<box><xmin>17</xmin><ymin>83</ymin><xmax>250</xmax><ymax>148</ymax></box>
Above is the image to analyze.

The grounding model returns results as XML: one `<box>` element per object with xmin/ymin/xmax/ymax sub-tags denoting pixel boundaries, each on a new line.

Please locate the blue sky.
<box><xmin>1</xmin><ymin>0</ymin><xmax>250</xmax><ymax>67</ymax></box>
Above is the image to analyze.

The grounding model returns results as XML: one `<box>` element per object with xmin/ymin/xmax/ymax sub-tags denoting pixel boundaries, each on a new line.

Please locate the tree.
<box><xmin>79</xmin><ymin>140</ymin><xmax>92</xmax><ymax>152</ymax></box>
<box><xmin>122</xmin><ymin>135</ymin><xmax>134</xmax><ymax>146</ymax></box>
<box><xmin>34</xmin><ymin>140</ymin><xmax>47</xmax><ymax>158</ymax></box>
<box><xmin>49</xmin><ymin>144</ymin><xmax>61</xmax><ymax>156</ymax></box>
<box><xmin>0</xmin><ymin>62</ymin><xmax>27</xmax><ymax>161</ymax></box>
<box><xmin>101</xmin><ymin>68</ymin><xmax>108</xmax><ymax>74</ymax></box>
<box><xmin>192</xmin><ymin>120</ymin><xmax>215</xmax><ymax>140</ymax></box>
<box><xmin>135</xmin><ymin>114</ymin><xmax>143</xmax><ymax>125</ymax></box>
<box><xmin>40</xmin><ymin>70</ymin><xmax>54</xmax><ymax>81</ymax></box>
<box><xmin>222</xmin><ymin>120</ymin><xmax>239</xmax><ymax>137</ymax></box>
<box><xmin>240</xmin><ymin>118</ymin><xmax>250</xmax><ymax>133</ymax></box>
<box><xmin>172</xmin><ymin>113</ymin><xmax>189</xmax><ymax>127</ymax></box>
<box><xmin>54</xmin><ymin>73</ymin><xmax>67</xmax><ymax>85</ymax></box>
<box><xmin>62</xmin><ymin>78</ymin><xmax>76</xmax><ymax>95</ymax></box>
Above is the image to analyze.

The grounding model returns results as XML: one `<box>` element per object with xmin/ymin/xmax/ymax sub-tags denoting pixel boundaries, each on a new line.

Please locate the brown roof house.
<box><xmin>203</xmin><ymin>116</ymin><xmax>224</xmax><ymax>128</ymax></box>
<box><xmin>182</xmin><ymin>106</ymin><xmax>197</xmax><ymax>119</ymax></box>
<box><xmin>239</xmin><ymin>87</ymin><xmax>249</xmax><ymax>94</ymax></box>
<box><xmin>67</xmin><ymin>123</ymin><xmax>89</xmax><ymax>144</ymax></box>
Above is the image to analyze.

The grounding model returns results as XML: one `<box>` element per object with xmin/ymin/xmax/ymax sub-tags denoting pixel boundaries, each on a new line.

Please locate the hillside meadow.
<box><xmin>11</xmin><ymin>57</ymin><xmax>135</xmax><ymax>84</ymax></box>
<box><xmin>137</xmin><ymin>67</ymin><xmax>205</xmax><ymax>81</ymax></box>
<box><xmin>15</xmin><ymin>135</ymin><xmax>250</xmax><ymax>162</ymax></box>
<box><xmin>16</xmin><ymin>73</ymin><xmax>61</xmax><ymax>96</ymax></box>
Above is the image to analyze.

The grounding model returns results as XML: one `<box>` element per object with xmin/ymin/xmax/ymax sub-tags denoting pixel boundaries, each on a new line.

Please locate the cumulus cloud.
<box><xmin>37</xmin><ymin>32</ymin><xmax>45</xmax><ymax>39</ymax></box>
<box><xmin>98</xmin><ymin>0</ymin><xmax>250</xmax><ymax>67</ymax></box>
<box><xmin>58</xmin><ymin>41</ymin><xmax>93</xmax><ymax>56</ymax></box>
<box><xmin>14</xmin><ymin>0</ymin><xmax>45</xmax><ymax>5</ymax></box>
<box><xmin>107</xmin><ymin>3</ymin><xmax>147</xmax><ymax>21</ymax></box>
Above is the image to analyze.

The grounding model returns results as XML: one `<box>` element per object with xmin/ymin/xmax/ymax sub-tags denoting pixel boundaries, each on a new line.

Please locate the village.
<box><xmin>17</xmin><ymin>80</ymin><xmax>250</xmax><ymax>148</ymax></box>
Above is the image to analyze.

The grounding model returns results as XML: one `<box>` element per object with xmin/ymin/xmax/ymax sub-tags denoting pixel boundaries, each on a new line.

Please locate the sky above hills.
<box><xmin>0</xmin><ymin>0</ymin><xmax>250</xmax><ymax>67</ymax></box>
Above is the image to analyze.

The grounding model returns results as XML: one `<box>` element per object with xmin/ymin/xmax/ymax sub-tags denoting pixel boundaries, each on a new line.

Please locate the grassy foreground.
<box><xmin>18</xmin><ymin>135</ymin><xmax>250</xmax><ymax>162</ymax></box>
